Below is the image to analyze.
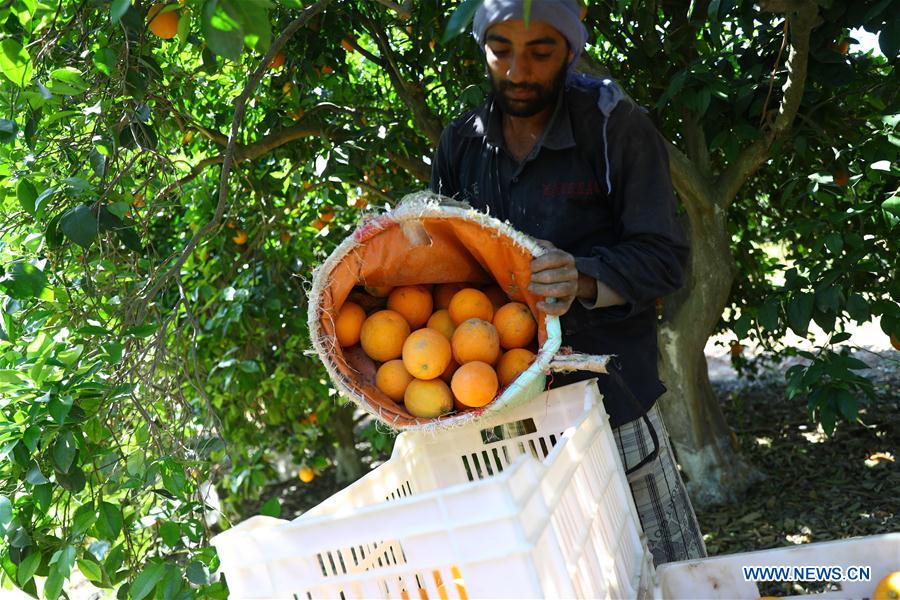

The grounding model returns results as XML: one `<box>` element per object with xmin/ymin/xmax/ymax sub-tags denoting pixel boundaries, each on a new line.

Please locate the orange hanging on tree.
<box><xmin>147</xmin><ymin>3</ymin><xmax>179</xmax><ymax>40</ymax></box>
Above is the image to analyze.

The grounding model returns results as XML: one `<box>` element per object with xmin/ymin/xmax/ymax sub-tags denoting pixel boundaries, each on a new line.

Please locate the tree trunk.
<box><xmin>657</xmin><ymin>208</ymin><xmax>766</xmax><ymax>508</ymax></box>
<box><xmin>331</xmin><ymin>401</ymin><xmax>365</xmax><ymax>485</ymax></box>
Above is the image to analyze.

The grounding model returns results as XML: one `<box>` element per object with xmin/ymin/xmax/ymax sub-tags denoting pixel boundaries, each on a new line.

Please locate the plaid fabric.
<box><xmin>612</xmin><ymin>402</ymin><xmax>708</xmax><ymax>566</ymax></box>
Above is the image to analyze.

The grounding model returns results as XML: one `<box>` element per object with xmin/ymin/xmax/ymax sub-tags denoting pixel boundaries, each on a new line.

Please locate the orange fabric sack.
<box><xmin>307</xmin><ymin>194</ymin><xmax>607</xmax><ymax>431</ymax></box>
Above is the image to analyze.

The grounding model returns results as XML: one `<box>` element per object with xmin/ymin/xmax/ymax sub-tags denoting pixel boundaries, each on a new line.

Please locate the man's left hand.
<box><xmin>529</xmin><ymin>240</ymin><xmax>579</xmax><ymax>316</ymax></box>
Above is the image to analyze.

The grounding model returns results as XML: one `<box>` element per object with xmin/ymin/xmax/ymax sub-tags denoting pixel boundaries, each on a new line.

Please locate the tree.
<box><xmin>0</xmin><ymin>0</ymin><xmax>896</xmax><ymax>597</ymax></box>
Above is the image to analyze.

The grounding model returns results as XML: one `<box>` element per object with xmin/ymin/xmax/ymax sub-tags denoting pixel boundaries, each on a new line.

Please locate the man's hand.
<box><xmin>529</xmin><ymin>240</ymin><xmax>580</xmax><ymax>316</ymax></box>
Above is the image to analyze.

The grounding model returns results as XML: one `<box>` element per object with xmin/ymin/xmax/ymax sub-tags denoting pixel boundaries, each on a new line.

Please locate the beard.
<box><xmin>489</xmin><ymin>62</ymin><xmax>568</xmax><ymax>118</ymax></box>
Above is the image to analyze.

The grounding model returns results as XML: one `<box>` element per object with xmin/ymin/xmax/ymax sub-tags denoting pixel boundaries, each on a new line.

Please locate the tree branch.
<box><xmin>153</xmin><ymin>117</ymin><xmax>355</xmax><ymax>203</ymax></box>
<box><xmin>365</xmin><ymin>17</ymin><xmax>444</xmax><ymax>147</ymax></box>
<box><xmin>716</xmin><ymin>0</ymin><xmax>819</xmax><ymax>207</ymax></box>
<box><xmin>372</xmin><ymin>0</ymin><xmax>412</xmax><ymax>20</ymax></box>
<box><xmin>681</xmin><ymin>110</ymin><xmax>712</xmax><ymax>176</ymax></box>
<box><xmin>387</xmin><ymin>151</ymin><xmax>431</xmax><ymax>183</ymax></box>
<box><xmin>664</xmin><ymin>139</ymin><xmax>716</xmax><ymax>216</ymax></box>
<box><xmin>137</xmin><ymin>0</ymin><xmax>334</xmax><ymax>317</ymax></box>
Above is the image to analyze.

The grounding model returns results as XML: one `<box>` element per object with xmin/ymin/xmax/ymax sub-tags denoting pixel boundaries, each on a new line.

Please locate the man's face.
<box><xmin>484</xmin><ymin>19</ymin><xmax>574</xmax><ymax>118</ymax></box>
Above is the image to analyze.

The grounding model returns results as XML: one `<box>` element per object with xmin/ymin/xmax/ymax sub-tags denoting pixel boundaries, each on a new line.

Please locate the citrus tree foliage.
<box><xmin>0</xmin><ymin>0</ymin><xmax>897</xmax><ymax>598</ymax></box>
<box><xmin>570</xmin><ymin>0</ymin><xmax>898</xmax><ymax>435</ymax></box>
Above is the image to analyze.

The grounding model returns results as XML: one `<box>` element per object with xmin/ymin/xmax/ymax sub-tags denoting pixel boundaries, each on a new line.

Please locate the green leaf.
<box><xmin>60</xmin><ymin>205</ymin><xmax>99</xmax><ymax>248</ymax></box>
<box><xmin>45</xmin><ymin>545</ymin><xmax>75</xmax><ymax>600</ymax></box>
<box><xmin>879</xmin><ymin>11</ymin><xmax>900</xmax><ymax>58</ymax></box>
<box><xmin>259</xmin><ymin>496</ymin><xmax>281</xmax><ymax>517</ymax></box>
<box><xmin>202</xmin><ymin>0</ymin><xmax>244</xmax><ymax>61</ymax></box>
<box><xmin>51</xmin><ymin>431</ymin><xmax>77</xmax><ymax>473</ymax></box>
<box><xmin>34</xmin><ymin>483</ymin><xmax>52</xmax><ymax>511</ymax></box>
<box><xmin>228</xmin><ymin>0</ymin><xmax>272</xmax><ymax>52</ymax></box>
<box><xmin>883</xmin><ymin>195</ymin><xmax>900</xmax><ymax>218</ymax></box>
<box><xmin>823</xmin><ymin>232</ymin><xmax>843</xmax><ymax>255</ymax></box>
<box><xmin>239</xmin><ymin>359</ymin><xmax>260</xmax><ymax>373</ymax></box>
<box><xmin>0</xmin><ymin>495</ymin><xmax>12</xmax><ymax>534</ymax></box>
<box><xmin>72</xmin><ymin>502</ymin><xmax>97</xmax><ymax>537</ymax></box>
<box><xmin>130</xmin><ymin>562</ymin><xmax>167</xmax><ymax>600</ymax></box>
<box><xmin>10</xmin><ymin>526</ymin><xmax>32</xmax><ymax>548</ymax></box>
<box><xmin>25</xmin><ymin>463</ymin><xmax>49</xmax><ymax>485</ymax></box>
<box><xmin>58</xmin><ymin>344</ymin><xmax>83</xmax><ymax>367</ymax></box>
<box><xmin>17</xmin><ymin>551</ymin><xmax>41</xmax><ymax>586</ymax></box>
<box><xmin>820</xmin><ymin>404</ymin><xmax>836</xmax><ymax>436</ymax></box>
<box><xmin>846</xmin><ymin>294</ymin><xmax>869</xmax><ymax>322</ymax></box>
<box><xmin>116</xmin><ymin>227</ymin><xmax>143</xmax><ymax>252</ymax></box>
<box><xmin>186</xmin><ymin>561</ymin><xmax>210</xmax><ymax>585</ymax></box>
<box><xmin>815</xmin><ymin>285</ymin><xmax>842</xmax><ymax>313</ymax></box>
<box><xmin>177</xmin><ymin>11</ymin><xmax>191</xmax><ymax>45</ymax></box>
<box><xmin>0</xmin><ymin>261</ymin><xmax>48</xmax><ymax>299</ymax></box>
<box><xmin>97</xmin><ymin>502</ymin><xmax>123</xmax><ymax>540</ymax></box>
<box><xmin>78</xmin><ymin>558</ymin><xmax>103</xmax><ymax>582</ymax></box>
<box><xmin>17</xmin><ymin>179</ymin><xmax>38</xmax><ymax>216</ymax></box>
<box><xmin>47</xmin><ymin>67</ymin><xmax>89</xmax><ymax>95</ymax></box>
<box><xmin>0</xmin><ymin>39</ymin><xmax>33</xmax><ymax>87</ymax></box>
<box><xmin>787</xmin><ymin>293</ymin><xmax>814</xmax><ymax>337</ymax></box>
<box><xmin>758</xmin><ymin>298</ymin><xmax>780</xmax><ymax>332</ymax></box>
<box><xmin>442</xmin><ymin>0</ymin><xmax>483</xmax><ymax>43</ymax></box>
<box><xmin>55</xmin><ymin>465</ymin><xmax>86</xmax><ymax>492</ymax></box>
<box><xmin>48</xmin><ymin>394</ymin><xmax>73</xmax><ymax>424</ymax></box>
<box><xmin>0</xmin><ymin>118</ymin><xmax>17</xmax><ymax>143</ymax></box>
<box><xmin>159</xmin><ymin>521</ymin><xmax>181</xmax><ymax>547</ymax></box>
<box><xmin>111</xmin><ymin>0</ymin><xmax>131</xmax><ymax>23</ymax></box>
<box><xmin>733</xmin><ymin>313</ymin><xmax>751</xmax><ymax>339</ymax></box>
<box><xmin>92</xmin><ymin>48</ymin><xmax>118</xmax><ymax>76</ymax></box>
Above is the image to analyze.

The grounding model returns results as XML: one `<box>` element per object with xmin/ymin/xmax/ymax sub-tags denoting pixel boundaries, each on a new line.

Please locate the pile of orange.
<box><xmin>334</xmin><ymin>283</ymin><xmax>539</xmax><ymax>419</ymax></box>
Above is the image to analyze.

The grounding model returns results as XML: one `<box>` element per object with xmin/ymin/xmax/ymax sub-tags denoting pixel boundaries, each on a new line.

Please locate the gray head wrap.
<box><xmin>472</xmin><ymin>0</ymin><xmax>588</xmax><ymax>67</ymax></box>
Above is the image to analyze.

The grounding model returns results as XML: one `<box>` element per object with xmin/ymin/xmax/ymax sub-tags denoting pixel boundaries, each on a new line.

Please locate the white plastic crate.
<box><xmin>653</xmin><ymin>532</ymin><xmax>900</xmax><ymax>599</ymax></box>
<box><xmin>212</xmin><ymin>379</ymin><xmax>654</xmax><ymax>599</ymax></box>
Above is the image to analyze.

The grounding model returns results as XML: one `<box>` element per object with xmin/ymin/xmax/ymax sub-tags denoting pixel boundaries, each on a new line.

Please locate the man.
<box><xmin>429</xmin><ymin>0</ymin><xmax>706</xmax><ymax>565</ymax></box>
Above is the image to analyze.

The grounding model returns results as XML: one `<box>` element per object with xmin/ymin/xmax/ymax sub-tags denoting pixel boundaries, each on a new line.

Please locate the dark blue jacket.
<box><xmin>429</xmin><ymin>82</ymin><xmax>689</xmax><ymax>427</ymax></box>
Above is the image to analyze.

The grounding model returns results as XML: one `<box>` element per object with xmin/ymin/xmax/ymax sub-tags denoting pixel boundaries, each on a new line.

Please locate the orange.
<box><xmin>311</xmin><ymin>218</ymin><xmax>326</xmax><ymax>231</ymax></box>
<box><xmin>375</xmin><ymin>359</ymin><xmax>414</xmax><ymax>402</ymax></box>
<box><xmin>404</xmin><ymin>379</ymin><xmax>453</xmax><ymax>418</ymax></box>
<box><xmin>433</xmin><ymin>283</ymin><xmax>465</xmax><ymax>309</ymax></box>
<box><xmin>298</xmin><ymin>467</ymin><xmax>314</xmax><ymax>483</ymax></box>
<box><xmin>231</xmin><ymin>230</ymin><xmax>248</xmax><ymax>245</ymax></box>
<box><xmin>364</xmin><ymin>285</ymin><xmax>393</xmax><ymax>298</ymax></box>
<box><xmin>148</xmin><ymin>4</ymin><xmax>179</xmax><ymax>39</ymax></box>
<box><xmin>891</xmin><ymin>334</ymin><xmax>900</xmax><ymax>351</ymax></box>
<box><xmin>451</xmin><ymin>318</ymin><xmax>500</xmax><ymax>365</ymax></box>
<box><xmin>493</xmin><ymin>302</ymin><xmax>537</xmax><ymax>349</ymax></box>
<box><xmin>451</xmin><ymin>361</ymin><xmax>498</xmax><ymax>408</ymax></box>
<box><xmin>402</xmin><ymin>328</ymin><xmax>452</xmax><ymax>380</ymax></box>
<box><xmin>319</xmin><ymin>206</ymin><xmax>335</xmax><ymax>222</ymax></box>
<box><xmin>448</xmin><ymin>288</ymin><xmax>494</xmax><ymax>326</ymax></box>
<box><xmin>268</xmin><ymin>51</ymin><xmax>285</xmax><ymax>70</ymax></box>
<box><xmin>482</xmin><ymin>284</ymin><xmax>509</xmax><ymax>309</ymax></box>
<box><xmin>360</xmin><ymin>310</ymin><xmax>410</xmax><ymax>362</ymax></box>
<box><xmin>497</xmin><ymin>348</ymin><xmax>535</xmax><ymax>387</ymax></box>
<box><xmin>387</xmin><ymin>285</ymin><xmax>433</xmax><ymax>328</ymax></box>
<box><xmin>834</xmin><ymin>169</ymin><xmax>849</xmax><ymax>187</ymax></box>
<box><xmin>426</xmin><ymin>309</ymin><xmax>455</xmax><ymax>340</ymax></box>
<box><xmin>341</xmin><ymin>38</ymin><xmax>355</xmax><ymax>52</ymax></box>
<box><xmin>873</xmin><ymin>571</ymin><xmax>900</xmax><ymax>600</ymax></box>
<box><xmin>335</xmin><ymin>301</ymin><xmax>365</xmax><ymax>347</ymax></box>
